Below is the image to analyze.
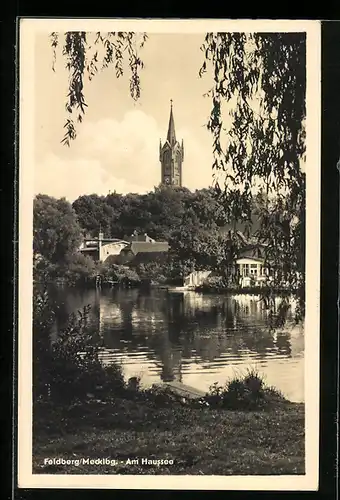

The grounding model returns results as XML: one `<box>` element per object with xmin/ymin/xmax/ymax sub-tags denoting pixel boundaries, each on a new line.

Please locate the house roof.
<box><xmin>236</xmin><ymin>256</ymin><xmax>264</xmax><ymax>263</ymax></box>
<box><xmin>83</xmin><ymin>237</ymin><xmax>128</xmax><ymax>244</ymax></box>
<box><xmin>129</xmin><ymin>241</ymin><xmax>169</xmax><ymax>255</ymax></box>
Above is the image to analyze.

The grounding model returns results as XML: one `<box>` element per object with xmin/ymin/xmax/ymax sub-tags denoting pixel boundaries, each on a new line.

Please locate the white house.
<box><xmin>235</xmin><ymin>256</ymin><xmax>268</xmax><ymax>287</ymax></box>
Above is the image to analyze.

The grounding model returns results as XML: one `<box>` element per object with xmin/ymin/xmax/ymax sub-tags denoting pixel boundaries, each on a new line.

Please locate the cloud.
<box><xmin>34</xmin><ymin>154</ymin><xmax>147</xmax><ymax>202</ymax></box>
<box><xmin>35</xmin><ymin>110</ymin><xmax>214</xmax><ymax>201</ymax></box>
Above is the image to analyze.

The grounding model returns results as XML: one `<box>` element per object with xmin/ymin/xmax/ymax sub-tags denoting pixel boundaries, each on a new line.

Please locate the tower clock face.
<box><xmin>164</xmin><ymin>177</ymin><xmax>170</xmax><ymax>184</ymax></box>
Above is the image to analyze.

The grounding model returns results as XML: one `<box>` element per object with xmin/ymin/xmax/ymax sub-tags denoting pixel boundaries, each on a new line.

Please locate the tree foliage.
<box><xmin>33</xmin><ymin>195</ymin><xmax>98</xmax><ymax>285</ymax></box>
<box><xmin>72</xmin><ymin>194</ymin><xmax>117</xmax><ymax>237</ymax></box>
<box><xmin>71</xmin><ymin>186</ymin><xmax>232</xmax><ymax>241</ymax></box>
<box><xmin>34</xmin><ymin>194</ymin><xmax>83</xmax><ymax>263</ymax></box>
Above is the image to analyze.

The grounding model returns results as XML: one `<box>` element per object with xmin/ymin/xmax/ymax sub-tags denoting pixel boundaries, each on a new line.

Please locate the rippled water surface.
<box><xmin>52</xmin><ymin>287</ymin><xmax>304</xmax><ymax>402</ymax></box>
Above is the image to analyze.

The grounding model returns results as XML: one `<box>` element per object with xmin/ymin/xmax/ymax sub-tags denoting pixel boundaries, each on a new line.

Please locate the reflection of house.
<box><xmin>79</xmin><ymin>231</ymin><xmax>129</xmax><ymax>262</ymax></box>
<box><xmin>98</xmin><ymin>295</ymin><xmax>123</xmax><ymax>335</ymax></box>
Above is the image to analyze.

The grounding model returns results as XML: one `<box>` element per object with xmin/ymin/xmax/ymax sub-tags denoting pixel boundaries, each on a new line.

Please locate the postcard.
<box><xmin>18</xmin><ymin>18</ymin><xmax>320</xmax><ymax>490</ymax></box>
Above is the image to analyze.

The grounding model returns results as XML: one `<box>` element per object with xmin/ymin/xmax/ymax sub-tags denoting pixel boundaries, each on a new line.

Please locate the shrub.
<box><xmin>199</xmin><ymin>275</ymin><xmax>229</xmax><ymax>291</ymax></box>
<box><xmin>33</xmin><ymin>287</ymin><xmax>56</xmax><ymax>401</ymax></box>
<box><xmin>50</xmin><ymin>308</ymin><xmax>129</xmax><ymax>403</ymax></box>
<box><xmin>61</xmin><ymin>252</ymin><xmax>97</xmax><ymax>286</ymax></box>
<box><xmin>135</xmin><ymin>261</ymin><xmax>168</xmax><ymax>284</ymax></box>
<box><xmin>99</xmin><ymin>262</ymin><xmax>141</xmax><ymax>286</ymax></box>
<box><xmin>33</xmin><ymin>289</ymin><xmax>127</xmax><ymax>405</ymax></box>
<box><xmin>33</xmin><ymin>257</ymin><xmax>62</xmax><ymax>283</ymax></box>
<box><xmin>205</xmin><ymin>368</ymin><xmax>287</xmax><ymax>410</ymax></box>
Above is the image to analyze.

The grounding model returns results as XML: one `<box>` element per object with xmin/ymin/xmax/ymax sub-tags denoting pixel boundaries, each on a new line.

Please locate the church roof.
<box><xmin>167</xmin><ymin>101</ymin><xmax>177</xmax><ymax>146</ymax></box>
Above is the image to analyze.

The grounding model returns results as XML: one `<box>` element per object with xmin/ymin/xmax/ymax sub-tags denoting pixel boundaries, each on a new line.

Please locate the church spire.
<box><xmin>160</xmin><ymin>99</ymin><xmax>184</xmax><ymax>188</ymax></box>
<box><xmin>166</xmin><ymin>99</ymin><xmax>176</xmax><ymax>146</ymax></box>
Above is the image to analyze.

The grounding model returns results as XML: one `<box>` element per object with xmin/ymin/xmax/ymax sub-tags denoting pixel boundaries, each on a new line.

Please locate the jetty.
<box><xmin>163</xmin><ymin>380</ymin><xmax>206</xmax><ymax>400</ymax></box>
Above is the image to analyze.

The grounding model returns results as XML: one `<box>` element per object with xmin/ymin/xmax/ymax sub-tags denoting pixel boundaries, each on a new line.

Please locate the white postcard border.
<box><xmin>18</xmin><ymin>18</ymin><xmax>321</xmax><ymax>490</ymax></box>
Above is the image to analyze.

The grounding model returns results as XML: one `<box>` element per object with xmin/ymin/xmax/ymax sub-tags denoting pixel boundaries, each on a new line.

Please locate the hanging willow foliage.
<box><xmin>50</xmin><ymin>31</ymin><xmax>148</xmax><ymax>146</ymax></box>
<box><xmin>199</xmin><ymin>33</ymin><xmax>306</xmax><ymax>192</ymax></box>
<box><xmin>199</xmin><ymin>32</ymin><xmax>306</xmax><ymax>321</ymax></box>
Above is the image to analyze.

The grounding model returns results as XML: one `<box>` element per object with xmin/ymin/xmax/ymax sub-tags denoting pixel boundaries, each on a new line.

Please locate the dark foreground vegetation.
<box><xmin>33</xmin><ymin>291</ymin><xmax>305</xmax><ymax>475</ymax></box>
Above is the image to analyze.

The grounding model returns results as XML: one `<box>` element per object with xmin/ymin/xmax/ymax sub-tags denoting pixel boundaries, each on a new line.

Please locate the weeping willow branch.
<box><xmin>200</xmin><ymin>32</ymin><xmax>306</xmax><ymax>321</ymax></box>
<box><xmin>52</xmin><ymin>31</ymin><xmax>148</xmax><ymax>146</ymax></box>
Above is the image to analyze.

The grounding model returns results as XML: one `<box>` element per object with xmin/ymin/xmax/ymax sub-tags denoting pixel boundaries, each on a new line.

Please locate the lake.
<box><xmin>51</xmin><ymin>287</ymin><xmax>304</xmax><ymax>403</ymax></box>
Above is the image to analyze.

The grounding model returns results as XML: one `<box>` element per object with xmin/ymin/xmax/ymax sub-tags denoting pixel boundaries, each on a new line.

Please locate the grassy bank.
<box><xmin>33</xmin><ymin>392</ymin><xmax>304</xmax><ymax>475</ymax></box>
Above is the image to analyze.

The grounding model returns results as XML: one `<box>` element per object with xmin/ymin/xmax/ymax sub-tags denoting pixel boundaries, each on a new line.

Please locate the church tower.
<box><xmin>159</xmin><ymin>100</ymin><xmax>184</xmax><ymax>187</ymax></box>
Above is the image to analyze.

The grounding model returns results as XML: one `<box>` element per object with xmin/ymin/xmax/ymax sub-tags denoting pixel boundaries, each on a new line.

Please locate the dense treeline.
<box><xmin>34</xmin><ymin>185</ymin><xmax>259</xmax><ymax>286</ymax></box>
<box><xmin>71</xmin><ymin>185</ymin><xmax>240</xmax><ymax>240</ymax></box>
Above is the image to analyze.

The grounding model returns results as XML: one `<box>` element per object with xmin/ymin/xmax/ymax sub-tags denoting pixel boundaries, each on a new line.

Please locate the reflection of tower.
<box><xmin>120</xmin><ymin>302</ymin><xmax>134</xmax><ymax>338</ymax></box>
<box><xmin>159</xmin><ymin>329</ymin><xmax>183</xmax><ymax>383</ymax></box>
<box><xmin>159</xmin><ymin>100</ymin><xmax>184</xmax><ymax>187</ymax></box>
<box><xmin>167</xmin><ymin>293</ymin><xmax>185</xmax><ymax>342</ymax></box>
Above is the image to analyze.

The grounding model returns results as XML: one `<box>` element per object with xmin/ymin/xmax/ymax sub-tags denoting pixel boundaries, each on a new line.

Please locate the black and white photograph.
<box><xmin>18</xmin><ymin>19</ymin><xmax>320</xmax><ymax>490</ymax></box>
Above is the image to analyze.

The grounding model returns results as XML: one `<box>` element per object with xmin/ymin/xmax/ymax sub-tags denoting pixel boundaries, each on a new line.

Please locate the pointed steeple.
<box><xmin>167</xmin><ymin>99</ymin><xmax>176</xmax><ymax>146</ymax></box>
<box><xmin>160</xmin><ymin>99</ymin><xmax>184</xmax><ymax>188</ymax></box>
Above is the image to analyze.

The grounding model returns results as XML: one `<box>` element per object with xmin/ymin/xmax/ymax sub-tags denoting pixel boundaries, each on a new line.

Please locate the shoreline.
<box><xmin>35</xmin><ymin>279</ymin><xmax>297</xmax><ymax>297</ymax></box>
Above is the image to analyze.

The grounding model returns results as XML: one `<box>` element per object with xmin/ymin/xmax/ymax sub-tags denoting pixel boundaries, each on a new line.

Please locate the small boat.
<box><xmin>167</xmin><ymin>285</ymin><xmax>196</xmax><ymax>293</ymax></box>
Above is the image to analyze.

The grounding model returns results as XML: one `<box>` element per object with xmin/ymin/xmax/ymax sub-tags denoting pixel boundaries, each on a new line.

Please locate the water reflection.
<box><xmin>52</xmin><ymin>287</ymin><xmax>304</xmax><ymax>402</ymax></box>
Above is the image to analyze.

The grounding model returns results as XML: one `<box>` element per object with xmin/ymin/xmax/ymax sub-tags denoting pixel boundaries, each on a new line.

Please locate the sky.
<box><xmin>33</xmin><ymin>33</ymin><xmax>218</xmax><ymax>201</ymax></box>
